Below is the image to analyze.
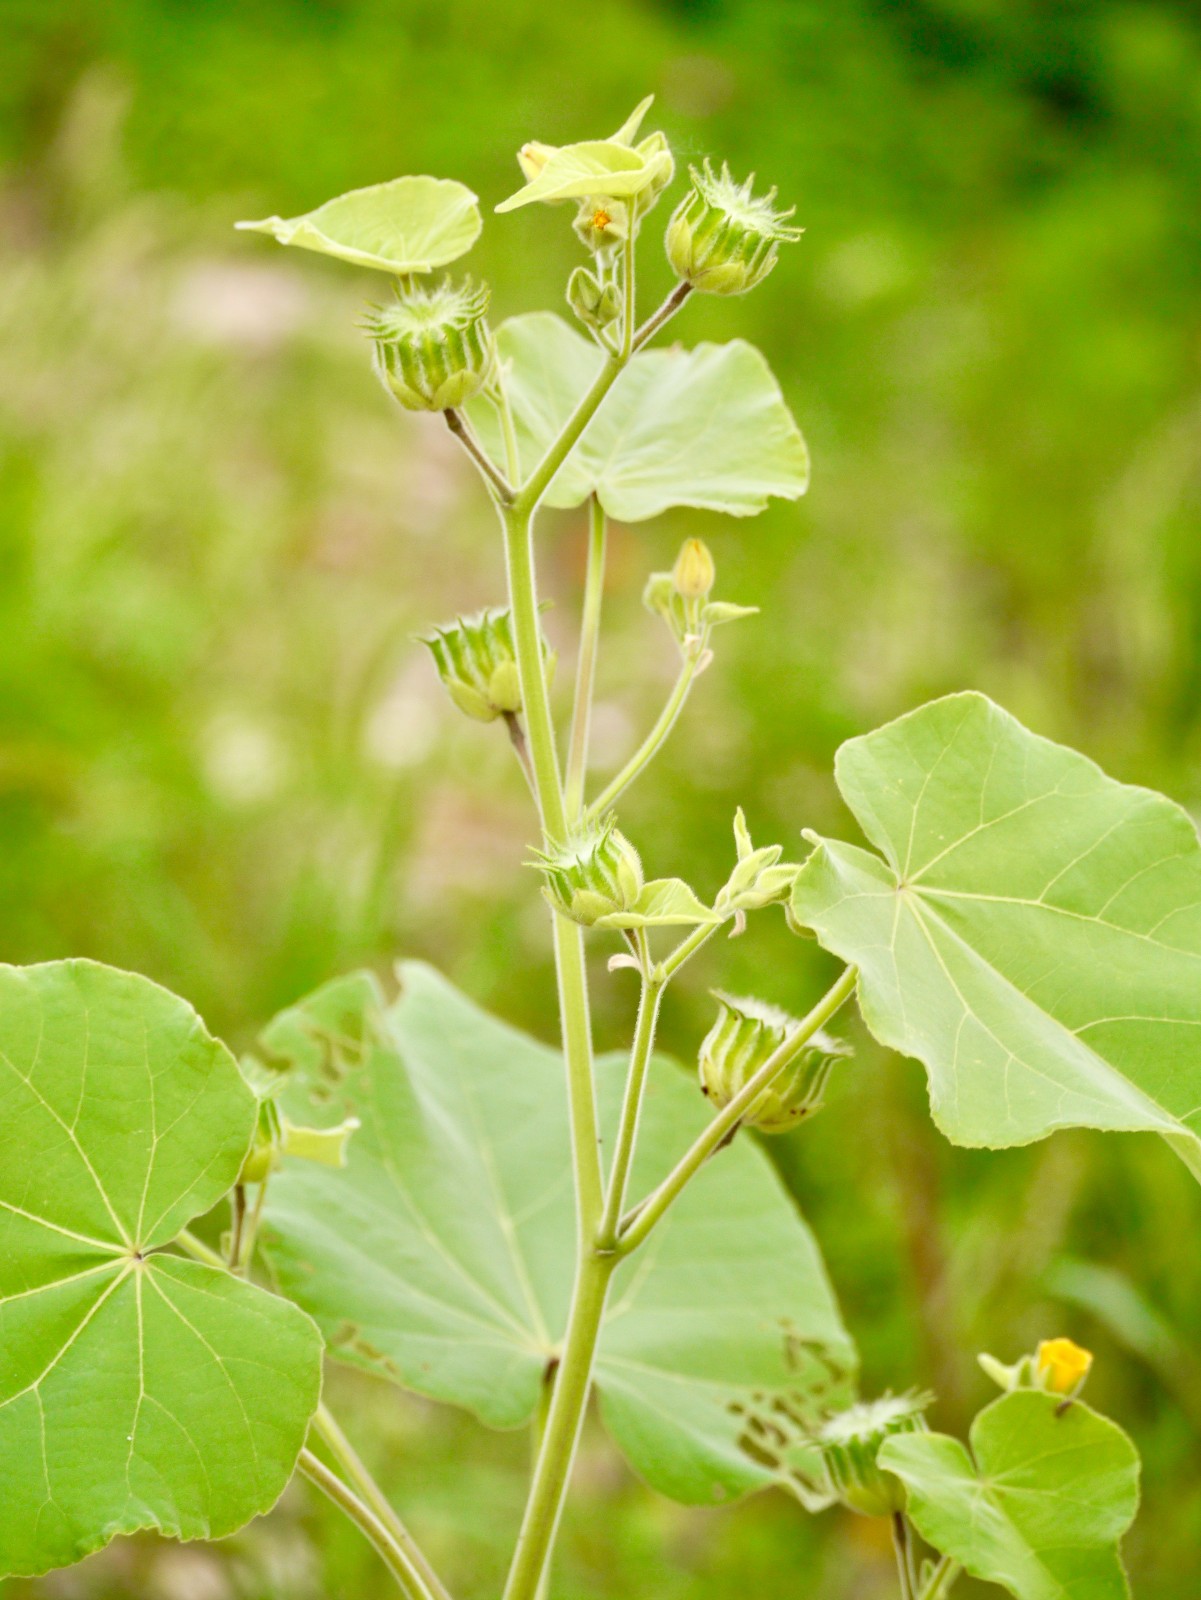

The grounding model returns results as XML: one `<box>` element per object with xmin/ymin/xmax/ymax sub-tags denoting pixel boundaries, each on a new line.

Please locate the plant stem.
<box><xmin>656</xmin><ymin>920</ymin><xmax>720</xmax><ymax>984</ymax></box>
<box><xmin>565</xmin><ymin>496</ymin><xmax>607</xmax><ymax>820</ymax></box>
<box><xmin>596</xmin><ymin>932</ymin><xmax>663</xmax><ymax>1251</ymax></box>
<box><xmin>313</xmin><ymin>1403</ymin><xmax>453</xmax><ymax>1600</ymax></box>
<box><xmin>617</xmin><ymin>965</ymin><xmax>859</xmax><ymax>1255</ymax></box>
<box><xmin>918</xmin><ymin>1555</ymin><xmax>961</xmax><ymax>1598</ymax></box>
<box><xmin>500</xmin><ymin>1248</ymin><xmax>615</xmax><ymax>1600</ymax></box>
<box><xmin>444</xmin><ymin>408</ymin><xmax>513</xmax><ymax>503</ymax></box>
<box><xmin>632</xmin><ymin>281</ymin><xmax>692</xmax><ymax>351</ymax></box>
<box><xmin>298</xmin><ymin>1448</ymin><xmax>434</xmax><ymax>1600</ymax></box>
<box><xmin>176</xmin><ymin>1228</ymin><xmax>224</xmax><ymax>1269</ymax></box>
<box><xmin>621</xmin><ymin>229</ymin><xmax>637</xmax><ymax>360</ymax></box>
<box><xmin>892</xmin><ymin>1512</ymin><xmax>917</xmax><ymax>1600</ymax></box>
<box><xmin>586</xmin><ymin>646</ymin><xmax>705</xmax><ymax>822</ymax></box>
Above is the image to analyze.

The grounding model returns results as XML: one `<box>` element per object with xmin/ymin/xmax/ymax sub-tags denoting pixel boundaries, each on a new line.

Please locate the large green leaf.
<box><xmin>236</xmin><ymin>176</ymin><xmax>481</xmax><ymax>275</ymax></box>
<box><xmin>258</xmin><ymin>963</ymin><xmax>855</xmax><ymax>1504</ymax></box>
<box><xmin>791</xmin><ymin>692</ymin><xmax>1201</xmax><ymax>1177</ymax></box>
<box><xmin>0</xmin><ymin>960</ymin><xmax>323</xmax><ymax>1577</ymax></box>
<box><xmin>880</xmin><ymin>1390</ymin><xmax>1139</xmax><ymax>1600</ymax></box>
<box><xmin>466</xmin><ymin>313</ymin><xmax>809</xmax><ymax>520</ymax></box>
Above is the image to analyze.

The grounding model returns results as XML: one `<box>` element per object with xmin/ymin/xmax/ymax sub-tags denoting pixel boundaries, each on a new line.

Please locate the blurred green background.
<box><xmin>2</xmin><ymin>0</ymin><xmax>1200</xmax><ymax>1595</ymax></box>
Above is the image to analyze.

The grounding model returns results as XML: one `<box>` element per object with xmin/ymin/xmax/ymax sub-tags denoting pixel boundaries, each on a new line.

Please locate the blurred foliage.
<box><xmin>1</xmin><ymin>0</ymin><xmax>1200</xmax><ymax>1596</ymax></box>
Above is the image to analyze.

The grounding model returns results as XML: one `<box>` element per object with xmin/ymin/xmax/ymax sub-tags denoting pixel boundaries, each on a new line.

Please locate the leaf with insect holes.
<box><xmin>237</xmin><ymin>176</ymin><xmax>481</xmax><ymax>275</ymax></box>
<box><xmin>791</xmin><ymin>692</ymin><xmax>1201</xmax><ymax>1180</ymax></box>
<box><xmin>880</xmin><ymin>1390</ymin><xmax>1140</xmax><ymax>1600</ymax></box>
<box><xmin>257</xmin><ymin>963</ymin><xmax>856</xmax><ymax>1504</ymax></box>
<box><xmin>466</xmin><ymin>313</ymin><xmax>808</xmax><ymax>520</ymax></box>
<box><xmin>0</xmin><ymin>961</ymin><xmax>323</xmax><ymax>1578</ymax></box>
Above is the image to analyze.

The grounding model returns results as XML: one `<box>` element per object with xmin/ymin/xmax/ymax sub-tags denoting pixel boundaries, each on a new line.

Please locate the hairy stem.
<box><xmin>298</xmin><ymin>1449</ymin><xmax>434</xmax><ymax>1600</ymax></box>
<box><xmin>586</xmin><ymin>646</ymin><xmax>706</xmax><ymax>822</ymax></box>
<box><xmin>596</xmin><ymin>931</ymin><xmax>663</xmax><ymax>1251</ymax></box>
<box><xmin>313</xmin><ymin>1404</ymin><xmax>453</xmax><ymax>1600</ymax></box>
<box><xmin>892</xmin><ymin>1512</ymin><xmax>917</xmax><ymax>1600</ymax></box>
<box><xmin>617</xmin><ymin>966</ymin><xmax>859</xmax><ymax>1254</ymax></box>
<box><xmin>632</xmin><ymin>280</ymin><xmax>692</xmax><ymax>351</ymax></box>
<box><xmin>500</xmin><ymin>1249</ymin><xmax>615</xmax><ymax>1600</ymax></box>
<box><xmin>444</xmin><ymin>408</ymin><xmax>513</xmax><ymax>503</ymax></box>
<box><xmin>565</xmin><ymin>496</ymin><xmax>607</xmax><ymax>820</ymax></box>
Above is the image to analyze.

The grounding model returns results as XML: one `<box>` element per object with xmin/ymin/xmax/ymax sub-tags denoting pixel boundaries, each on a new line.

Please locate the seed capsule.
<box><xmin>420</xmin><ymin>607</ymin><xmax>552</xmax><ymax>724</ymax></box>
<box><xmin>533</xmin><ymin>815</ymin><xmax>644</xmax><ymax>927</ymax></box>
<box><xmin>365</xmin><ymin>278</ymin><xmax>495</xmax><ymax>411</ymax></box>
<box><xmin>818</xmin><ymin>1395</ymin><xmax>930</xmax><ymax>1518</ymax></box>
<box><xmin>665</xmin><ymin>161</ymin><xmax>802</xmax><ymax>296</ymax></box>
<box><xmin>698</xmin><ymin>993</ymin><xmax>849</xmax><ymax>1133</ymax></box>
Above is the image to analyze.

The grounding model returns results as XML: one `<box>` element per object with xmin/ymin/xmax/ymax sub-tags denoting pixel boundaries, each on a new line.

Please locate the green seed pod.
<box><xmin>665</xmin><ymin>160</ymin><xmax>802</xmax><ymax>296</ymax></box>
<box><xmin>365</xmin><ymin>278</ymin><xmax>496</xmax><ymax>411</ymax></box>
<box><xmin>698</xmin><ymin>993</ymin><xmax>849</xmax><ymax>1133</ymax></box>
<box><xmin>533</xmin><ymin>815</ymin><xmax>644</xmax><ymax>927</ymax></box>
<box><xmin>818</xmin><ymin>1395</ymin><xmax>930</xmax><ymax>1518</ymax></box>
<box><xmin>419</xmin><ymin>607</ymin><xmax>553</xmax><ymax>724</ymax></box>
<box><xmin>567</xmin><ymin>266</ymin><xmax>623</xmax><ymax>332</ymax></box>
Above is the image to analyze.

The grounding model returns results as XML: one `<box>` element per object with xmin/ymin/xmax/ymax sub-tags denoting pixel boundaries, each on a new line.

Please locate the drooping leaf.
<box><xmin>467</xmin><ymin>313</ymin><xmax>809</xmax><ymax>520</ymax></box>
<box><xmin>0</xmin><ymin>961</ymin><xmax>323</xmax><ymax>1578</ymax></box>
<box><xmin>259</xmin><ymin>963</ymin><xmax>855</xmax><ymax>1504</ymax></box>
<box><xmin>496</xmin><ymin>140</ymin><xmax>669</xmax><ymax>212</ymax></box>
<box><xmin>791</xmin><ymin>692</ymin><xmax>1201</xmax><ymax>1178</ymax></box>
<box><xmin>595</xmin><ymin>878</ymin><xmax>720</xmax><ymax>930</ymax></box>
<box><xmin>880</xmin><ymin>1390</ymin><xmax>1140</xmax><ymax>1600</ymax></box>
<box><xmin>237</xmin><ymin>176</ymin><xmax>481</xmax><ymax>275</ymax></box>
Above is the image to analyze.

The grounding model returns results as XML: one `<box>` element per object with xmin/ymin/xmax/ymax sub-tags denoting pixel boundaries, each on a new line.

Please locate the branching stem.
<box><xmin>444</xmin><ymin>408</ymin><xmax>514</xmax><ymax>503</ymax></box>
<box><xmin>586</xmin><ymin>645</ymin><xmax>707</xmax><ymax>822</ymax></box>
<box><xmin>616</xmin><ymin>966</ymin><xmax>859</xmax><ymax>1255</ymax></box>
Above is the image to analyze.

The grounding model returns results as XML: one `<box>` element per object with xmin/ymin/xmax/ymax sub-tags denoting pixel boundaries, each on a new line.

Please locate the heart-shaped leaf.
<box><xmin>467</xmin><ymin>313</ymin><xmax>809</xmax><ymax>520</ymax></box>
<box><xmin>880</xmin><ymin>1390</ymin><xmax>1139</xmax><ymax>1600</ymax></box>
<box><xmin>791</xmin><ymin>693</ymin><xmax>1201</xmax><ymax>1179</ymax></box>
<box><xmin>237</xmin><ymin>176</ymin><xmax>481</xmax><ymax>275</ymax></box>
<box><xmin>0</xmin><ymin>961</ymin><xmax>324</xmax><ymax>1577</ymax></box>
<box><xmin>257</xmin><ymin>963</ymin><xmax>855</xmax><ymax>1504</ymax></box>
<box><xmin>496</xmin><ymin>140</ymin><xmax>668</xmax><ymax>212</ymax></box>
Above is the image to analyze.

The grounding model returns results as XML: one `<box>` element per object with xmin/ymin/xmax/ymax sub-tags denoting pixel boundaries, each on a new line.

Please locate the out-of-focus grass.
<box><xmin>2</xmin><ymin>2</ymin><xmax>1201</xmax><ymax>1595</ymax></box>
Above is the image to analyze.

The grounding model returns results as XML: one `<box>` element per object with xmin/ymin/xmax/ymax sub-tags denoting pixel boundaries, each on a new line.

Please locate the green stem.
<box><xmin>656</xmin><ymin>920</ymin><xmax>721</xmax><ymax>984</ymax></box>
<box><xmin>585</xmin><ymin>646</ymin><xmax>705</xmax><ymax>822</ymax></box>
<box><xmin>918</xmin><ymin>1556</ymin><xmax>961</xmax><ymax>1599</ymax></box>
<box><xmin>596</xmin><ymin>932</ymin><xmax>663</xmax><ymax>1251</ymax></box>
<box><xmin>500</xmin><ymin>1249</ymin><xmax>615</xmax><ymax>1600</ymax></box>
<box><xmin>444</xmin><ymin>408</ymin><xmax>513</xmax><ymax>503</ymax></box>
<box><xmin>617</xmin><ymin>966</ymin><xmax>859</xmax><ymax>1255</ymax></box>
<box><xmin>176</xmin><ymin>1228</ymin><xmax>224</xmax><ymax>1269</ymax></box>
<box><xmin>298</xmin><ymin>1448</ymin><xmax>432</xmax><ymax>1600</ymax></box>
<box><xmin>632</xmin><ymin>281</ymin><xmax>692</xmax><ymax>352</ymax></box>
<box><xmin>892</xmin><ymin>1512</ymin><xmax>916</xmax><ymax>1600</ymax></box>
<box><xmin>621</xmin><ymin>229</ymin><xmax>636</xmax><ymax>360</ymax></box>
<box><xmin>565</xmin><ymin>496</ymin><xmax>607</xmax><ymax>820</ymax></box>
<box><xmin>313</xmin><ymin>1404</ymin><xmax>453</xmax><ymax>1600</ymax></box>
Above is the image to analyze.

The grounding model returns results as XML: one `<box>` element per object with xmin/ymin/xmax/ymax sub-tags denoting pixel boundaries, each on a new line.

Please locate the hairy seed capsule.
<box><xmin>420</xmin><ymin>607</ymin><xmax>552</xmax><ymax>724</ymax></box>
<box><xmin>698</xmin><ymin>993</ymin><xmax>849</xmax><ymax>1133</ymax></box>
<box><xmin>818</xmin><ymin>1395</ymin><xmax>930</xmax><ymax>1518</ymax></box>
<box><xmin>364</xmin><ymin>278</ymin><xmax>495</xmax><ymax>411</ymax></box>
<box><xmin>533</xmin><ymin>816</ymin><xmax>644</xmax><ymax>927</ymax></box>
<box><xmin>665</xmin><ymin>161</ymin><xmax>802</xmax><ymax>296</ymax></box>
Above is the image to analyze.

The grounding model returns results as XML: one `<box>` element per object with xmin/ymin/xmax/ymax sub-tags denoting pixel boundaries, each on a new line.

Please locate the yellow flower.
<box><xmin>1036</xmin><ymin>1337</ymin><xmax>1093</xmax><ymax>1394</ymax></box>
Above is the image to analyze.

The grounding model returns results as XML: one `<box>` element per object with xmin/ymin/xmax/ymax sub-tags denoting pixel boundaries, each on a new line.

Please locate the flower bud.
<box><xmin>533</xmin><ymin>815</ymin><xmax>644</xmax><ymax>927</ymax></box>
<box><xmin>517</xmin><ymin>140</ymin><xmax>556</xmax><ymax>182</ymax></box>
<box><xmin>665</xmin><ymin>160</ymin><xmax>802</xmax><ymax>296</ymax></box>
<box><xmin>420</xmin><ymin>607</ymin><xmax>552</xmax><ymax>724</ymax></box>
<box><xmin>716</xmin><ymin>809</ymin><xmax>800</xmax><ymax>917</ymax></box>
<box><xmin>365</xmin><ymin>278</ymin><xmax>495</xmax><ymax>411</ymax></box>
<box><xmin>818</xmin><ymin>1395</ymin><xmax>930</xmax><ymax>1518</ymax></box>
<box><xmin>1036</xmin><ymin>1337</ymin><xmax>1093</xmax><ymax>1396</ymax></box>
<box><xmin>672</xmin><ymin>538</ymin><xmax>716</xmax><ymax>601</ymax></box>
<box><xmin>698</xmin><ymin>993</ymin><xmax>849</xmax><ymax>1133</ymax></box>
<box><xmin>567</xmin><ymin>266</ymin><xmax>623</xmax><ymax>333</ymax></box>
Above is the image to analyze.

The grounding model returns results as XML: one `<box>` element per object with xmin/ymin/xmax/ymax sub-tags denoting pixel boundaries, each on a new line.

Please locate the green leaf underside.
<box><xmin>595</xmin><ymin>879</ymin><xmax>719</xmax><ymax>929</ymax></box>
<box><xmin>258</xmin><ymin>964</ymin><xmax>855</xmax><ymax>1504</ymax></box>
<box><xmin>497</xmin><ymin>140</ymin><xmax>663</xmax><ymax>211</ymax></box>
<box><xmin>880</xmin><ymin>1391</ymin><xmax>1139</xmax><ymax>1600</ymax></box>
<box><xmin>236</xmin><ymin>176</ymin><xmax>481</xmax><ymax>274</ymax></box>
<box><xmin>790</xmin><ymin>693</ymin><xmax>1201</xmax><ymax>1177</ymax></box>
<box><xmin>466</xmin><ymin>312</ymin><xmax>809</xmax><ymax>521</ymax></box>
<box><xmin>0</xmin><ymin>961</ymin><xmax>323</xmax><ymax>1577</ymax></box>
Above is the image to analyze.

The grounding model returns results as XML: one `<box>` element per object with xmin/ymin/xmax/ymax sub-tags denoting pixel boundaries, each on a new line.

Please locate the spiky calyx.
<box><xmin>698</xmin><ymin>993</ymin><xmax>849</xmax><ymax>1133</ymax></box>
<box><xmin>533</xmin><ymin>815</ymin><xmax>644</xmax><ymax>927</ymax></box>
<box><xmin>365</xmin><ymin>278</ymin><xmax>495</xmax><ymax>411</ymax></box>
<box><xmin>665</xmin><ymin>161</ymin><xmax>802</xmax><ymax>295</ymax></box>
<box><xmin>818</xmin><ymin>1394</ymin><xmax>931</xmax><ymax>1518</ymax></box>
<box><xmin>420</xmin><ymin>606</ymin><xmax>552</xmax><ymax>724</ymax></box>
